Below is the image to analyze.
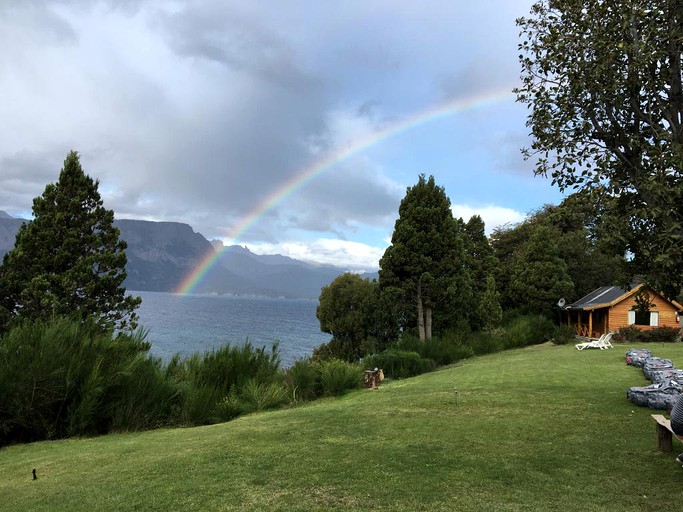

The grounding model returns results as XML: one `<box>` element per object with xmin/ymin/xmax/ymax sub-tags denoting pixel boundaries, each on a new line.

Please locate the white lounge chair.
<box><xmin>599</xmin><ymin>331</ymin><xmax>614</xmax><ymax>349</ymax></box>
<box><xmin>575</xmin><ymin>332</ymin><xmax>614</xmax><ymax>350</ymax></box>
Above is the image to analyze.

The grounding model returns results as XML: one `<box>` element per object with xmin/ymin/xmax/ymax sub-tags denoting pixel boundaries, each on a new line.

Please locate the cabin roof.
<box><xmin>566</xmin><ymin>283</ymin><xmax>683</xmax><ymax>312</ymax></box>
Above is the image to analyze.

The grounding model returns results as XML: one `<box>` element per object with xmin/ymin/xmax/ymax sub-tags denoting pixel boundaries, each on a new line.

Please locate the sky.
<box><xmin>0</xmin><ymin>0</ymin><xmax>565</xmax><ymax>272</ymax></box>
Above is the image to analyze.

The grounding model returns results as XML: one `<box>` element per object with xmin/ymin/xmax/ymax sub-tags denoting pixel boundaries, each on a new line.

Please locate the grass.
<box><xmin>2</xmin><ymin>342</ymin><xmax>683</xmax><ymax>511</ymax></box>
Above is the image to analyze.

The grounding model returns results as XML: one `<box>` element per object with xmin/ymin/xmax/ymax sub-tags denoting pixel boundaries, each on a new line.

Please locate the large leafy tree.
<box><xmin>0</xmin><ymin>151</ymin><xmax>141</xmax><ymax>332</ymax></box>
<box><xmin>315</xmin><ymin>273</ymin><xmax>397</xmax><ymax>362</ymax></box>
<box><xmin>379</xmin><ymin>175</ymin><xmax>472</xmax><ymax>340</ymax></box>
<box><xmin>516</xmin><ymin>0</ymin><xmax>683</xmax><ymax>297</ymax></box>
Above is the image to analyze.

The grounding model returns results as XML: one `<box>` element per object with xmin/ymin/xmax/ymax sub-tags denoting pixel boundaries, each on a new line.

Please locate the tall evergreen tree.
<box><xmin>379</xmin><ymin>175</ymin><xmax>471</xmax><ymax>340</ymax></box>
<box><xmin>509</xmin><ymin>225</ymin><xmax>574</xmax><ymax>316</ymax></box>
<box><xmin>463</xmin><ymin>215</ymin><xmax>499</xmax><ymax>330</ymax></box>
<box><xmin>0</xmin><ymin>151</ymin><xmax>141</xmax><ymax>332</ymax></box>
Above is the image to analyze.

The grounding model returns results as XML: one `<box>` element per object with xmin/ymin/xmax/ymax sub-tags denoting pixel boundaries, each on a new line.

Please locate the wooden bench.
<box><xmin>651</xmin><ymin>414</ymin><xmax>683</xmax><ymax>452</ymax></box>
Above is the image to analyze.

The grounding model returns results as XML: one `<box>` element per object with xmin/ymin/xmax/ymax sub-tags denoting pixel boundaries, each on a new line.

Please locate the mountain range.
<box><xmin>0</xmin><ymin>211</ymin><xmax>376</xmax><ymax>299</ymax></box>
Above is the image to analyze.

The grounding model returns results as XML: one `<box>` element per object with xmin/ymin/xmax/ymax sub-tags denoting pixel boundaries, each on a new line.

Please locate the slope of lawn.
<box><xmin>1</xmin><ymin>342</ymin><xmax>683</xmax><ymax>511</ymax></box>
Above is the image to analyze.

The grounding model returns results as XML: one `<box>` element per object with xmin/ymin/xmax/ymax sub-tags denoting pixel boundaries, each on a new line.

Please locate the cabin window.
<box><xmin>627</xmin><ymin>311</ymin><xmax>659</xmax><ymax>326</ymax></box>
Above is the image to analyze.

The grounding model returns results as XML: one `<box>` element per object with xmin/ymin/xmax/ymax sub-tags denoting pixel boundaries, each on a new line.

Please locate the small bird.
<box><xmin>32</xmin><ymin>469</ymin><xmax>36</xmax><ymax>480</ymax></box>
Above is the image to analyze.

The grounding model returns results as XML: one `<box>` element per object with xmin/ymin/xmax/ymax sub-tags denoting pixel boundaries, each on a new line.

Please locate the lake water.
<box><xmin>133</xmin><ymin>291</ymin><xmax>331</xmax><ymax>367</ymax></box>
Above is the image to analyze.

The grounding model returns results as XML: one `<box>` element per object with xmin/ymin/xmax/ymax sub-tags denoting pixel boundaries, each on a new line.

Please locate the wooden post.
<box><xmin>656</xmin><ymin>422</ymin><xmax>673</xmax><ymax>452</ymax></box>
<box><xmin>588</xmin><ymin>311</ymin><xmax>593</xmax><ymax>338</ymax></box>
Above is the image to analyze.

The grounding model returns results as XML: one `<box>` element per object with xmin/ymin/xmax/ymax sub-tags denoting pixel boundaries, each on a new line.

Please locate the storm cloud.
<box><xmin>0</xmin><ymin>1</ymin><xmax>545</xmax><ymax>269</ymax></box>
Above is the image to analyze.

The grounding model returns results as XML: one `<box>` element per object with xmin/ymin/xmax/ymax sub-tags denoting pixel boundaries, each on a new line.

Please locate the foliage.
<box><xmin>463</xmin><ymin>215</ymin><xmax>501</xmax><ymax>330</ymax></box>
<box><xmin>397</xmin><ymin>331</ymin><xmax>472</xmax><ymax>366</ymax></box>
<box><xmin>236</xmin><ymin>380</ymin><xmax>288</xmax><ymax>413</ymax></box>
<box><xmin>501</xmin><ymin>314</ymin><xmax>557</xmax><ymax>349</ymax></box>
<box><xmin>468</xmin><ymin>329</ymin><xmax>504</xmax><ymax>355</ymax></box>
<box><xmin>612</xmin><ymin>325</ymin><xmax>642</xmax><ymax>343</ymax></box>
<box><xmin>516</xmin><ymin>0</ymin><xmax>683</xmax><ymax>297</ymax></box>
<box><xmin>614</xmin><ymin>325</ymin><xmax>681</xmax><ymax>343</ymax></box>
<box><xmin>316</xmin><ymin>273</ymin><xmax>396</xmax><ymax>362</ymax></box>
<box><xmin>478</xmin><ymin>275</ymin><xmax>503</xmax><ymax>331</ymax></box>
<box><xmin>491</xmin><ymin>193</ymin><xmax>628</xmax><ymax>310</ymax></box>
<box><xmin>317</xmin><ymin>359</ymin><xmax>363</xmax><ymax>396</ymax></box>
<box><xmin>0</xmin><ymin>317</ymin><xmax>162</xmax><ymax>445</ymax></box>
<box><xmin>0</xmin><ymin>151</ymin><xmax>141</xmax><ymax>333</ymax></box>
<box><xmin>363</xmin><ymin>349</ymin><xmax>436</xmax><ymax>379</ymax></box>
<box><xmin>0</xmin><ymin>317</ymin><xmax>289</xmax><ymax>443</ymax></box>
<box><xmin>552</xmin><ymin>324</ymin><xmax>579</xmax><ymax>346</ymax></box>
<box><xmin>379</xmin><ymin>174</ymin><xmax>472</xmax><ymax>340</ymax></box>
<box><xmin>509</xmin><ymin>225</ymin><xmax>574</xmax><ymax>316</ymax></box>
<box><xmin>285</xmin><ymin>358</ymin><xmax>320</xmax><ymax>402</ymax></box>
<box><xmin>167</xmin><ymin>341</ymin><xmax>281</xmax><ymax>425</ymax></box>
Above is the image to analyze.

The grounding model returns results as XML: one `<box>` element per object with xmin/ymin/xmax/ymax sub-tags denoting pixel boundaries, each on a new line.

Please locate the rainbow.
<box><xmin>175</xmin><ymin>89</ymin><xmax>516</xmax><ymax>295</ymax></box>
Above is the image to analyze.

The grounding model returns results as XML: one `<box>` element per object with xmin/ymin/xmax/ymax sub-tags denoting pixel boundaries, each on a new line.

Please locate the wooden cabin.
<box><xmin>562</xmin><ymin>283</ymin><xmax>682</xmax><ymax>339</ymax></box>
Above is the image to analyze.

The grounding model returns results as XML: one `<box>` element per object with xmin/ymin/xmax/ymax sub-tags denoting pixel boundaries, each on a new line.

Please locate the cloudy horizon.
<box><xmin>0</xmin><ymin>0</ymin><xmax>564</xmax><ymax>272</ymax></box>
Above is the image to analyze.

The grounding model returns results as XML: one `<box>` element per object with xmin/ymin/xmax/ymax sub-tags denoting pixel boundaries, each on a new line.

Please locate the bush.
<box><xmin>0</xmin><ymin>317</ymin><xmax>292</xmax><ymax>444</ymax></box>
<box><xmin>167</xmin><ymin>341</ymin><xmax>282</xmax><ymax>424</ymax></box>
<box><xmin>237</xmin><ymin>380</ymin><xmax>288</xmax><ymax>413</ymax></box>
<box><xmin>552</xmin><ymin>325</ymin><xmax>577</xmax><ymax>346</ymax></box>
<box><xmin>613</xmin><ymin>325</ymin><xmax>641</xmax><ymax>343</ymax></box>
<box><xmin>363</xmin><ymin>350</ymin><xmax>436</xmax><ymax>379</ymax></box>
<box><xmin>318</xmin><ymin>360</ymin><xmax>363</xmax><ymax>396</ymax></box>
<box><xmin>469</xmin><ymin>330</ymin><xmax>504</xmax><ymax>355</ymax></box>
<box><xmin>396</xmin><ymin>331</ymin><xmax>472</xmax><ymax>366</ymax></box>
<box><xmin>421</xmin><ymin>335</ymin><xmax>473</xmax><ymax>365</ymax></box>
<box><xmin>108</xmin><ymin>356</ymin><xmax>180</xmax><ymax>432</ymax></box>
<box><xmin>615</xmin><ymin>325</ymin><xmax>681</xmax><ymax>343</ymax></box>
<box><xmin>286</xmin><ymin>358</ymin><xmax>320</xmax><ymax>402</ymax></box>
<box><xmin>502</xmin><ymin>314</ymin><xmax>556</xmax><ymax>349</ymax></box>
<box><xmin>0</xmin><ymin>317</ymin><xmax>156</xmax><ymax>444</ymax></box>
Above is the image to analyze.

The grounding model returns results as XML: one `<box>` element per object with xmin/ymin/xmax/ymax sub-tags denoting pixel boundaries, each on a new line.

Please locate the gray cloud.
<box><xmin>0</xmin><ymin>0</ymin><xmax>539</xmax><ymax>255</ymax></box>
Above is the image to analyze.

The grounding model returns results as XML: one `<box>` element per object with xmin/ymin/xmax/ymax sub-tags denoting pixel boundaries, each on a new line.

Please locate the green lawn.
<box><xmin>2</xmin><ymin>343</ymin><xmax>682</xmax><ymax>511</ymax></box>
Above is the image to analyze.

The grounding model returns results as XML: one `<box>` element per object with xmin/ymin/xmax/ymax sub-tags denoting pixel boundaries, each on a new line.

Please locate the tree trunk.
<box><xmin>417</xmin><ymin>279</ymin><xmax>425</xmax><ymax>341</ymax></box>
<box><xmin>425</xmin><ymin>307</ymin><xmax>432</xmax><ymax>340</ymax></box>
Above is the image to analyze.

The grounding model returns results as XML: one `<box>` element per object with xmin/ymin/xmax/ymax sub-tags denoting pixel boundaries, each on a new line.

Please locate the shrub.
<box><xmin>613</xmin><ymin>325</ymin><xmax>641</xmax><ymax>343</ymax></box>
<box><xmin>642</xmin><ymin>326</ymin><xmax>681</xmax><ymax>343</ymax></box>
<box><xmin>502</xmin><ymin>314</ymin><xmax>556</xmax><ymax>349</ymax></box>
<box><xmin>318</xmin><ymin>360</ymin><xmax>363</xmax><ymax>396</ymax></box>
<box><xmin>615</xmin><ymin>325</ymin><xmax>681</xmax><ymax>343</ymax></box>
<box><xmin>552</xmin><ymin>325</ymin><xmax>577</xmax><ymax>346</ymax></box>
<box><xmin>167</xmin><ymin>341</ymin><xmax>282</xmax><ymax>424</ymax></box>
<box><xmin>286</xmin><ymin>358</ymin><xmax>320</xmax><ymax>402</ymax></box>
<box><xmin>237</xmin><ymin>380</ymin><xmax>288</xmax><ymax>413</ymax></box>
<box><xmin>396</xmin><ymin>331</ymin><xmax>472</xmax><ymax>366</ymax></box>
<box><xmin>214</xmin><ymin>390</ymin><xmax>243</xmax><ymax>422</ymax></box>
<box><xmin>363</xmin><ymin>350</ymin><xmax>436</xmax><ymax>379</ymax></box>
<box><xmin>420</xmin><ymin>335</ymin><xmax>473</xmax><ymax>365</ymax></box>
<box><xmin>0</xmin><ymin>317</ymin><xmax>155</xmax><ymax>444</ymax></box>
<box><xmin>107</xmin><ymin>356</ymin><xmax>180</xmax><ymax>432</ymax></box>
<box><xmin>469</xmin><ymin>330</ymin><xmax>504</xmax><ymax>355</ymax></box>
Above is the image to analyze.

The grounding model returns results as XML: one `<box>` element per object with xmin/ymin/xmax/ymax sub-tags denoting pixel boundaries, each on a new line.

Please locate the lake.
<box><xmin>133</xmin><ymin>291</ymin><xmax>331</xmax><ymax>367</ymax></box>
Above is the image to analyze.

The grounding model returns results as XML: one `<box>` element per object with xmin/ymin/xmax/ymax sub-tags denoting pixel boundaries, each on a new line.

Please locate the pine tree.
<box><xmin>509</xmin><ymin>225</ymin><xmax>574</xmax><ymax>316</ymax></box>
<box><xmin>463</xmin><ymin>215</ymin><xmax>499</xmax><ymax>330</ymax></box>
<box><xmin>379</xmin><ymin>175</ymin><xmax>471</xmax><ymax>340</ymax></box>
<box><xmin>0</xmin><ymin>151</ymin><xmax>141</xmax><ymax>332</ymax></box>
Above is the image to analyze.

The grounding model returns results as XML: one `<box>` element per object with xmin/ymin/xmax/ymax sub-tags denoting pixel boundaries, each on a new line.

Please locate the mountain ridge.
<box><xmin>0</xmin><ymin>215</ymin><xmax>374</xmax><ymax>299</ymax></box>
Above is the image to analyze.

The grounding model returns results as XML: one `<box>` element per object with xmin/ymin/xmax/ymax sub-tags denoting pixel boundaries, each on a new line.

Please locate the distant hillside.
<box><xmin>0</xmin><ymin>213</ymin><xmax>25</xmax><ymax>260</ymax></box>
<box><xmin>0</xmin><ymin>216</ymin><xmax>368</xmax><ymax>298</ymax></box>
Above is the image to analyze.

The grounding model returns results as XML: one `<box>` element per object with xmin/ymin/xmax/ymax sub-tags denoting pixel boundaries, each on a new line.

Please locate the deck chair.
<box><xmin>575</xmin><ymin>332</ymin><xmax>611</xmax><ymax>351</ymax></box>
<box><xmin>598</xmin><ymin>331</ymin><xmax>614</xmax><ymax>349</ymax></box>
